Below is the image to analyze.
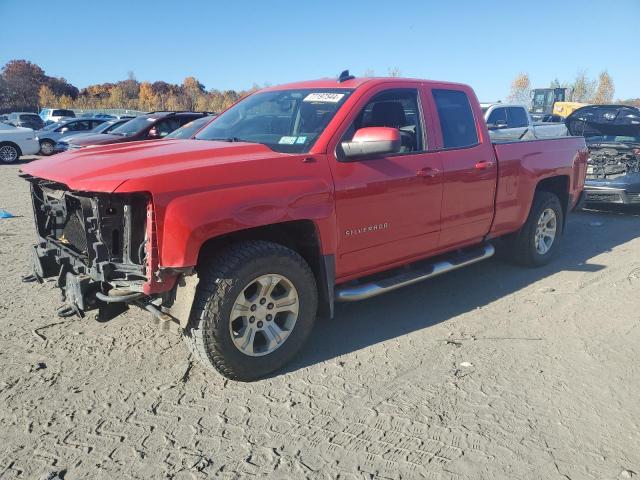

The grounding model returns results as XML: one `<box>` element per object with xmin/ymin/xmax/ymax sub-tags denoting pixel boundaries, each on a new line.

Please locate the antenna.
<box><xmin>338</xmin><ymin>70</ymin><xmax>355</xmax><ymax>83</ymax></box>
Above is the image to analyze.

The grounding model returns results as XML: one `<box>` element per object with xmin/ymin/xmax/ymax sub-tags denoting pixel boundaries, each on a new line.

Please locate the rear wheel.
<box><xmin>183</xmin><ymin>241</ymin><xmax>318</xmax><ymax>381</ymax></box>
<box><xmin>0</xmin><ymin>143</ymin><xmax>20</xmax><ymax>163</ymax></box>
<box><xmin>506</xmin><ymin>191</ymin><xmax>563</xmax><ymax>267</ymax></box>
<box><xmin>39</xmin><ymin>139</ymin><xmax>55</xmax><ymax>156</ymax></box>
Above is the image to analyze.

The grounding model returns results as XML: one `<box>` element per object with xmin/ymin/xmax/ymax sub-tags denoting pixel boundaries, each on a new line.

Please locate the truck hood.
<box><xmin>20</xmin><ymin>139</ymin><xmax>288</xmax><ymax>192</ymax></box>
<box><xmin>565</xmin><ymin>105</ymin><xmax>640</xmax><ymax>138</ymax></box>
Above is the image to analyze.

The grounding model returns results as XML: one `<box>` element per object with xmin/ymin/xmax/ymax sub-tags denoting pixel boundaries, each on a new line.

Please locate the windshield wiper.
<box><xmin>208</xmin><ymin>137</ymin><xmax>255</xmax><ymax>143</ymax></box>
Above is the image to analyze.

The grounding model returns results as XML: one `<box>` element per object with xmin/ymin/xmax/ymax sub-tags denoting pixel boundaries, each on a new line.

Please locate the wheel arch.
<box><xmin>197</xmin><ymin>220</ymin><xmax>335</xmax><ymax>319</ymax></box>
<box><xmin>0</xmin><ymin>141</ymin><xmax>22</xmax><ymax>160</ymax></box>
<box><xmin>535</xmin><ymin>175</ymin><xmax>570</xmax><ymax>228</ymax></box>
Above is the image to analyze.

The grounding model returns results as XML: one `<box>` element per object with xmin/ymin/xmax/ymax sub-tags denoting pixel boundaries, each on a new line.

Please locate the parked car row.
<box><xmin>0</xmin><ymin>109</ymin><xmax>217</xmax><ymax>161</ymax></box>
<box><xmin>0</xmin><ymin>122</ymin><xmax>40</xmax><ymax>163</ymax></box>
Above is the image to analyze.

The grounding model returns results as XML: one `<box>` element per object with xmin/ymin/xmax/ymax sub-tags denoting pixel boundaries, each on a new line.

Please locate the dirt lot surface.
<box><xmin>1</xmin><ymin>159</ymin><xmax>639</xmax><ymax>480</ymax></box>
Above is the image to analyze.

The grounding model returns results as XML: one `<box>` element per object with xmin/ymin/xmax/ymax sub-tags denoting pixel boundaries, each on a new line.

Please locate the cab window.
<box><xmin>432</xmin><ymin>89</ymin><xmax>478</xmax><ymax>149</ymax></box>
<box><xmin>341</xmin><ymin>88</ymin><xmax>424</xmax><ymax>153</ymax></box>
<box><xmin>487</xmin><ymin>107</ymin><xmax>507</xmax><ymax>125</ymax></box>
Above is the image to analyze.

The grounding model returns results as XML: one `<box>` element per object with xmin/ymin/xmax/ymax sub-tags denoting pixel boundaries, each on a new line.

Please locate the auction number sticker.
<box><xmin>303</xmin><ymin>93</ymin><xmax>345</xmax><ymax>103</ymax></box>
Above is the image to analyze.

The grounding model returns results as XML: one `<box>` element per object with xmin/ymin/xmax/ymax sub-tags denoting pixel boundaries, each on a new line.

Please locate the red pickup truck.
<box><xmin>21</xmin><ymin>73</ymin><xmax>588</xmax><ymax>380</ymax></box>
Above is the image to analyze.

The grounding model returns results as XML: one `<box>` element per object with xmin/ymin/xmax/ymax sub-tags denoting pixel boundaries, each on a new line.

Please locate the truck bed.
<box><xmin>489</xmin><ymin>136</ymin><xmax>588</xmax><ymax>238</ymax></box>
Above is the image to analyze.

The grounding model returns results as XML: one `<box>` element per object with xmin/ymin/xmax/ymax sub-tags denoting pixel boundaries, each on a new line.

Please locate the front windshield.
<box><xmin>42</xmin><ymin>121</ymin><xmax>63</xmax><ymax>131</ymax></box>
<box><xmin>166</xmin><ymin>116</ymin><xmax>212</xmax><ymax>139</ymax></box>
<box><xmin>110</xmin><ymin>115</ymin><xmax>154</xmax><ymax>136</ymax></box>
<box><xmin>195</xmin><ymin>88</ymin><xmax>353</xmax><ymax>153</ymax></box>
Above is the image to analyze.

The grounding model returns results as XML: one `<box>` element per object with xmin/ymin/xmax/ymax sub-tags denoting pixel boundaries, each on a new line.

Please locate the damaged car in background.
<box><xmin>566</xmin><ymin>105</ymin><xmax>640</xmax><ymax>205</ymax></box>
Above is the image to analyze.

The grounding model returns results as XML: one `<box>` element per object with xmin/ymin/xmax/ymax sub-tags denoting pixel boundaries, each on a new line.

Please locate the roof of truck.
<box><xmin>264</xmin><ymin>76</ymin><xmax>470</xmax><ymax>92</ymax></box>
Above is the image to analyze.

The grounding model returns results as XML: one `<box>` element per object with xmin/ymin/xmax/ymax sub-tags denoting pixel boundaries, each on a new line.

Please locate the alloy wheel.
<box><xmin>40</xmin><ymin>141</ymin><xmax>54</xmax><ymax>155</ymax></box>
<box><xmin>535</xmin><ymin>208</ymin><xmax>557</xmax><ymax>254</ymax></box>
<box><xmin>229</xmin><ymin>274</ymin><xmax>299</xmax><ymax>356</ymax></box>
<box><xmin>0</xmin><ymin>145</ymin><xmax>18</xmax><ymax>163</ymax></box>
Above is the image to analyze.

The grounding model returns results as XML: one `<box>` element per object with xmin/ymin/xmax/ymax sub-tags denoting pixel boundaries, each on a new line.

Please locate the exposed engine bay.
<box><xmin>23</xmin><ymin>175</ymin><xmax>151</xmax><ymax>316</ymax></box>
<box><xmin>587</xmin><ymin>144</ymin><xmax>640</xmax><ymax>179</ymax></box>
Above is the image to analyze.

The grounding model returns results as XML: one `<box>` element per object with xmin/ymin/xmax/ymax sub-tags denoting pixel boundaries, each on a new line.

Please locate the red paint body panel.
<box><xmin>489</xmin><ymin>137</ymin><xmax>588</xmax><ymax>238</ymax></box>
<box><xmin>21</xmin><ymin>77</ymin><xmax>587</xmax><ymax>294</ymax></box>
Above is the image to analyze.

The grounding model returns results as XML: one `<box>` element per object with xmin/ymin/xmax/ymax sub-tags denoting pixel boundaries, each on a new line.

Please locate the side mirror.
<box><xmin>148</xmin><ymin>127</ymin><xmax>160</xmax><ymax>138</ymax></box>
<box><xmin>340</xmin><ymin>127</ymin><xmax>401</xmax><ymax>159</ymax></box>
<box><xmin>60</xmin><ymin>127</ymin><xmax>69</xmax><ymax>133</ymax></box>
<box><xmin>488</xmin><ymin>120</ymin><xmax>508</xmax><ymax>130</ymax></box>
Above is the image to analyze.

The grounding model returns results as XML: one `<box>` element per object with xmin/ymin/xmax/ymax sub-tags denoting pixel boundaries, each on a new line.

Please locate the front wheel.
<box><xmin>39</xmin><ymin>139</ymin><xmax>55</xmax><ymax>156</ymax></box>
<box><xmin>0</xmin><ymin>143</ymin><xmax>20</xmax><ymax>163</ymax></box>
<box><xmin>506</xmin><ymin>191</ymin><xmax>564</xmax><ymax>267</ymax></box>
<box><xmin>183</xmin><ymin>241</ymin><xmax>318</xmax><ymax>381</ymax></box>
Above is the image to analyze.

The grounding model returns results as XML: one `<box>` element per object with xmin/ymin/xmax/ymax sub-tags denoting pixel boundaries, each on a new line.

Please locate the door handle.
<box><xmin>474</xmin><ymin>160</ymin><xmax>494</xmax><ymax>170</ymax></box>
<box><xmin>416</xmin><ymin>167</ymin><xmax>440</xmax><ymax>178</ymax></box>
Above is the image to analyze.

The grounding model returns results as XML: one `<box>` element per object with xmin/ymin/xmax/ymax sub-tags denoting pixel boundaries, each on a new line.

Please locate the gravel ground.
<box><xmin>1</xmin><ymin>159</ymin><xmax>639</xmax><ymax>480</ymax></box>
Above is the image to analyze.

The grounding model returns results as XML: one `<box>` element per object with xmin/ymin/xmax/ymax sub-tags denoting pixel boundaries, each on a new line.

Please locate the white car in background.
<box><xmin>481</xmin><ymin>103</ymin><xmax>568</xmax><ymax>141</ymax></box>
<box><xmin>0</xmin><ymin>123</ymin><xmax>40</xmax><ymax>163</ymax></box>
<box><xmin>39</xmin><ymin>108</ymin><xmax>76</xmax><ymax>125</ymax></box>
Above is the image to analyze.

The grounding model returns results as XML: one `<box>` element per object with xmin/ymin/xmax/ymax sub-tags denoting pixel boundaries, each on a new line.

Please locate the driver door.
<box><xmin>327</xmin><ymin>85</ymin><xmax>443</xmax><ymax>278</ymax></box>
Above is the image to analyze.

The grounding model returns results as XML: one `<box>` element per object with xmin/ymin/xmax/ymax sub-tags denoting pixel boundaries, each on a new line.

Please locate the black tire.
<box><xmin>0</xmin><ymin>142</ymin><xmax>21</xmax><ymax>163</ymax></box>
<box><xmin>183</xmin><ymin>241</ymin><xmax>318</xmax><ymax>381</ymax></box>
<box><xmin>506</xmin><ymin>191</ymin><xmax>564</xmax><ymax>267</ymax></box>
<box><xmin>39</xmin><ymin>139</ymin><xmax>55</xmax><ymax>156</ymax></box>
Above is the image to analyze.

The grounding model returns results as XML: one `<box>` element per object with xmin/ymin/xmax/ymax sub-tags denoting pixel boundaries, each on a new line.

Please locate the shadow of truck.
<box><xmin>282</xmin><ymin>208</ymin><xmax>640</xmax><ymax>374</ymax></box>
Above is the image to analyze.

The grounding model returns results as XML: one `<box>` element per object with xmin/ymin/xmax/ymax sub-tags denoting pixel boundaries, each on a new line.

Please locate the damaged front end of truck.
<box><xmin>21</xmin><ymin>175</ymin><xmax>183</xmax><ymax>326</ymax></box>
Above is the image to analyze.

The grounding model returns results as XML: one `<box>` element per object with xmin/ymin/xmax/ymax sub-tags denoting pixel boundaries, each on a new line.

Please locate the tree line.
<box><xmin>0</xmin><ymin>59</ymin><xmax>257</xmax><ymax>114</ymax></box>
<box><xmin>508</xmin><ymin>70</ymin><xmax>639</xmax><ymax>107</ymax></box>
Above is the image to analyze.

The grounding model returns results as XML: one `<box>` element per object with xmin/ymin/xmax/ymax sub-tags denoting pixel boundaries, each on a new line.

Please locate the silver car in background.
<box><xmin>36</xmin><ymin>117</ymin><xmax>107</xmax><ymax>155</ymax></box>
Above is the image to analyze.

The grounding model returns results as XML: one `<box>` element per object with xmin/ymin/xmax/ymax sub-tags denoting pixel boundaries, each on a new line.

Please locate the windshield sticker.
<box><xmin>295</xmin><ymin>136</ymin><xmax>307</xmax><ymax>144</ymax></box>
<box><xmin>278</xmin><ymin>136</ymin><xmax>297</xmax><ymax>144</ymax></box>
<box><xmin>303</xmin><ymin>93</ymin><xmax>345</xmax><ymax>103</ymax></box>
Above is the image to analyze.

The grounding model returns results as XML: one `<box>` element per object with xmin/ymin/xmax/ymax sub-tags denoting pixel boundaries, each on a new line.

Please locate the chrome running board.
<box><xmin>335</xmin><ymin>243</ymin><xmax>495</xmax><ymax>302</ymax></box>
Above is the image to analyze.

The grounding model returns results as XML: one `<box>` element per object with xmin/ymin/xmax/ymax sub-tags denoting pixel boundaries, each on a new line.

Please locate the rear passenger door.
<box><xmin>430</xmin><ymin>88</ymin><xmax>497</xmax><ymax>249</ymax></box>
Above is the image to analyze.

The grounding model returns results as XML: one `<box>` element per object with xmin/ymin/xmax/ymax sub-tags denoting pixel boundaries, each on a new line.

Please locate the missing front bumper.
<box><xmin>584</xmin><ymin>186</ymin><xmax>640</xmax><ymax>204</ymax></box>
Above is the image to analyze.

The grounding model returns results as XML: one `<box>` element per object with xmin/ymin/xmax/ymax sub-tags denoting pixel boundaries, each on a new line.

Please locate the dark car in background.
<box><xmin>65</xmin><ymin>111</ymin><xmax>208</xmax><ymax>149</ymax></box>
<box><xmin>6</xmin><ymin>112</ymin><xmax>45</xmax><ymax>131</ymax></box>
<box><xmin>164</xmin><ymin>114</ymin><xmax>216</xmax><ymax>139</ymax></box>
<box><xmin>566</xmin><ymin>105</ymin><xmax>640</xmax><ymax>205</ymax></box>
<box><xmin>36</xmin><ymin>117</ymin><xmax>108</xmax><ymax>155</ymax></box>
<box><xmin>54</xmin><ymin>117</ymin><xmax>132</xmax><ymax>153</ymax></box>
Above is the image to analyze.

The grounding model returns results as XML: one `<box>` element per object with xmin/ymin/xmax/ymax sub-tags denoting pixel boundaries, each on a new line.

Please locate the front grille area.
<box><xmin>585</xmin><ymin>192</ymin><xmax>624</xmax><ymax>203</ymax></box>
<box><xmin>26</xmin><ymin>178</ymin><xmax>150</xmax><ymax>285</ymax></box>
<box><xmin>62</xmin><ymin>208</ymin><xmax>88</xmax><ymax>253</ymax></box>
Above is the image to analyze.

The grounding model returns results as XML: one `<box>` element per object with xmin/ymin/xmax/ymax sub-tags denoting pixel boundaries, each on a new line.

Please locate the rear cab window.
<box><xmin>432</xmin><ymin>89</ymin><xmax>478</xmax><ymax>149</ymax></box>
<box><xmin>52</xmin><ymin>109</ymin><xmax>75</xmax><ymax>117</ymax></box>
<box><xmin>506</xmin><ymin>107</ymin><xmax>529</xmax><ymax>128</ymax></box>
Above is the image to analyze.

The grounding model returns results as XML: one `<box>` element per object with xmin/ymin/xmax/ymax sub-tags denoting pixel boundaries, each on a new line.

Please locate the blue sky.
<box><xmin>1</xmin><ymin>0</ymin><xmax>638</xmax><ymax>101</ymax></box>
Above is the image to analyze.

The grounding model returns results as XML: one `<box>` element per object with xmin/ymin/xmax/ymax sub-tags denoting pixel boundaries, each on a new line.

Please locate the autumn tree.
<box><xmin>1</xmin><ymin>59</ymin><xmax>46</xmax><ymax>110</ymax></box>
<box><xmin>571</xmin><ymin>70</ymin><xmax>597</xmax><ymax>103</ymax></box>
<box><xmin>593</xmin><ymin>70</ymin><xmax>615</xmax><ymax>104</ymax></box>
<box><xmin>46</xmin><ymin>76</ymin><xmax>78</xmax><ymax>99</ymax></box>
<box><xmin>38</xmin><ymin>85</ymin><xmax>58</xmax><ymax>107</ymax></box>
<box><xmin>182</xmin><ymin>76</ymin><xmax>206</xmax><ymax>110</ymax></box>
<box><xmin>508</xmin><ymin>73</ymin><xmax>531</xmax><ymax>103</ymax></box>
<box><xmin>138</xmin><ymin>81</ymin><xmax>160</xmax><ymax>111</ymax></box>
